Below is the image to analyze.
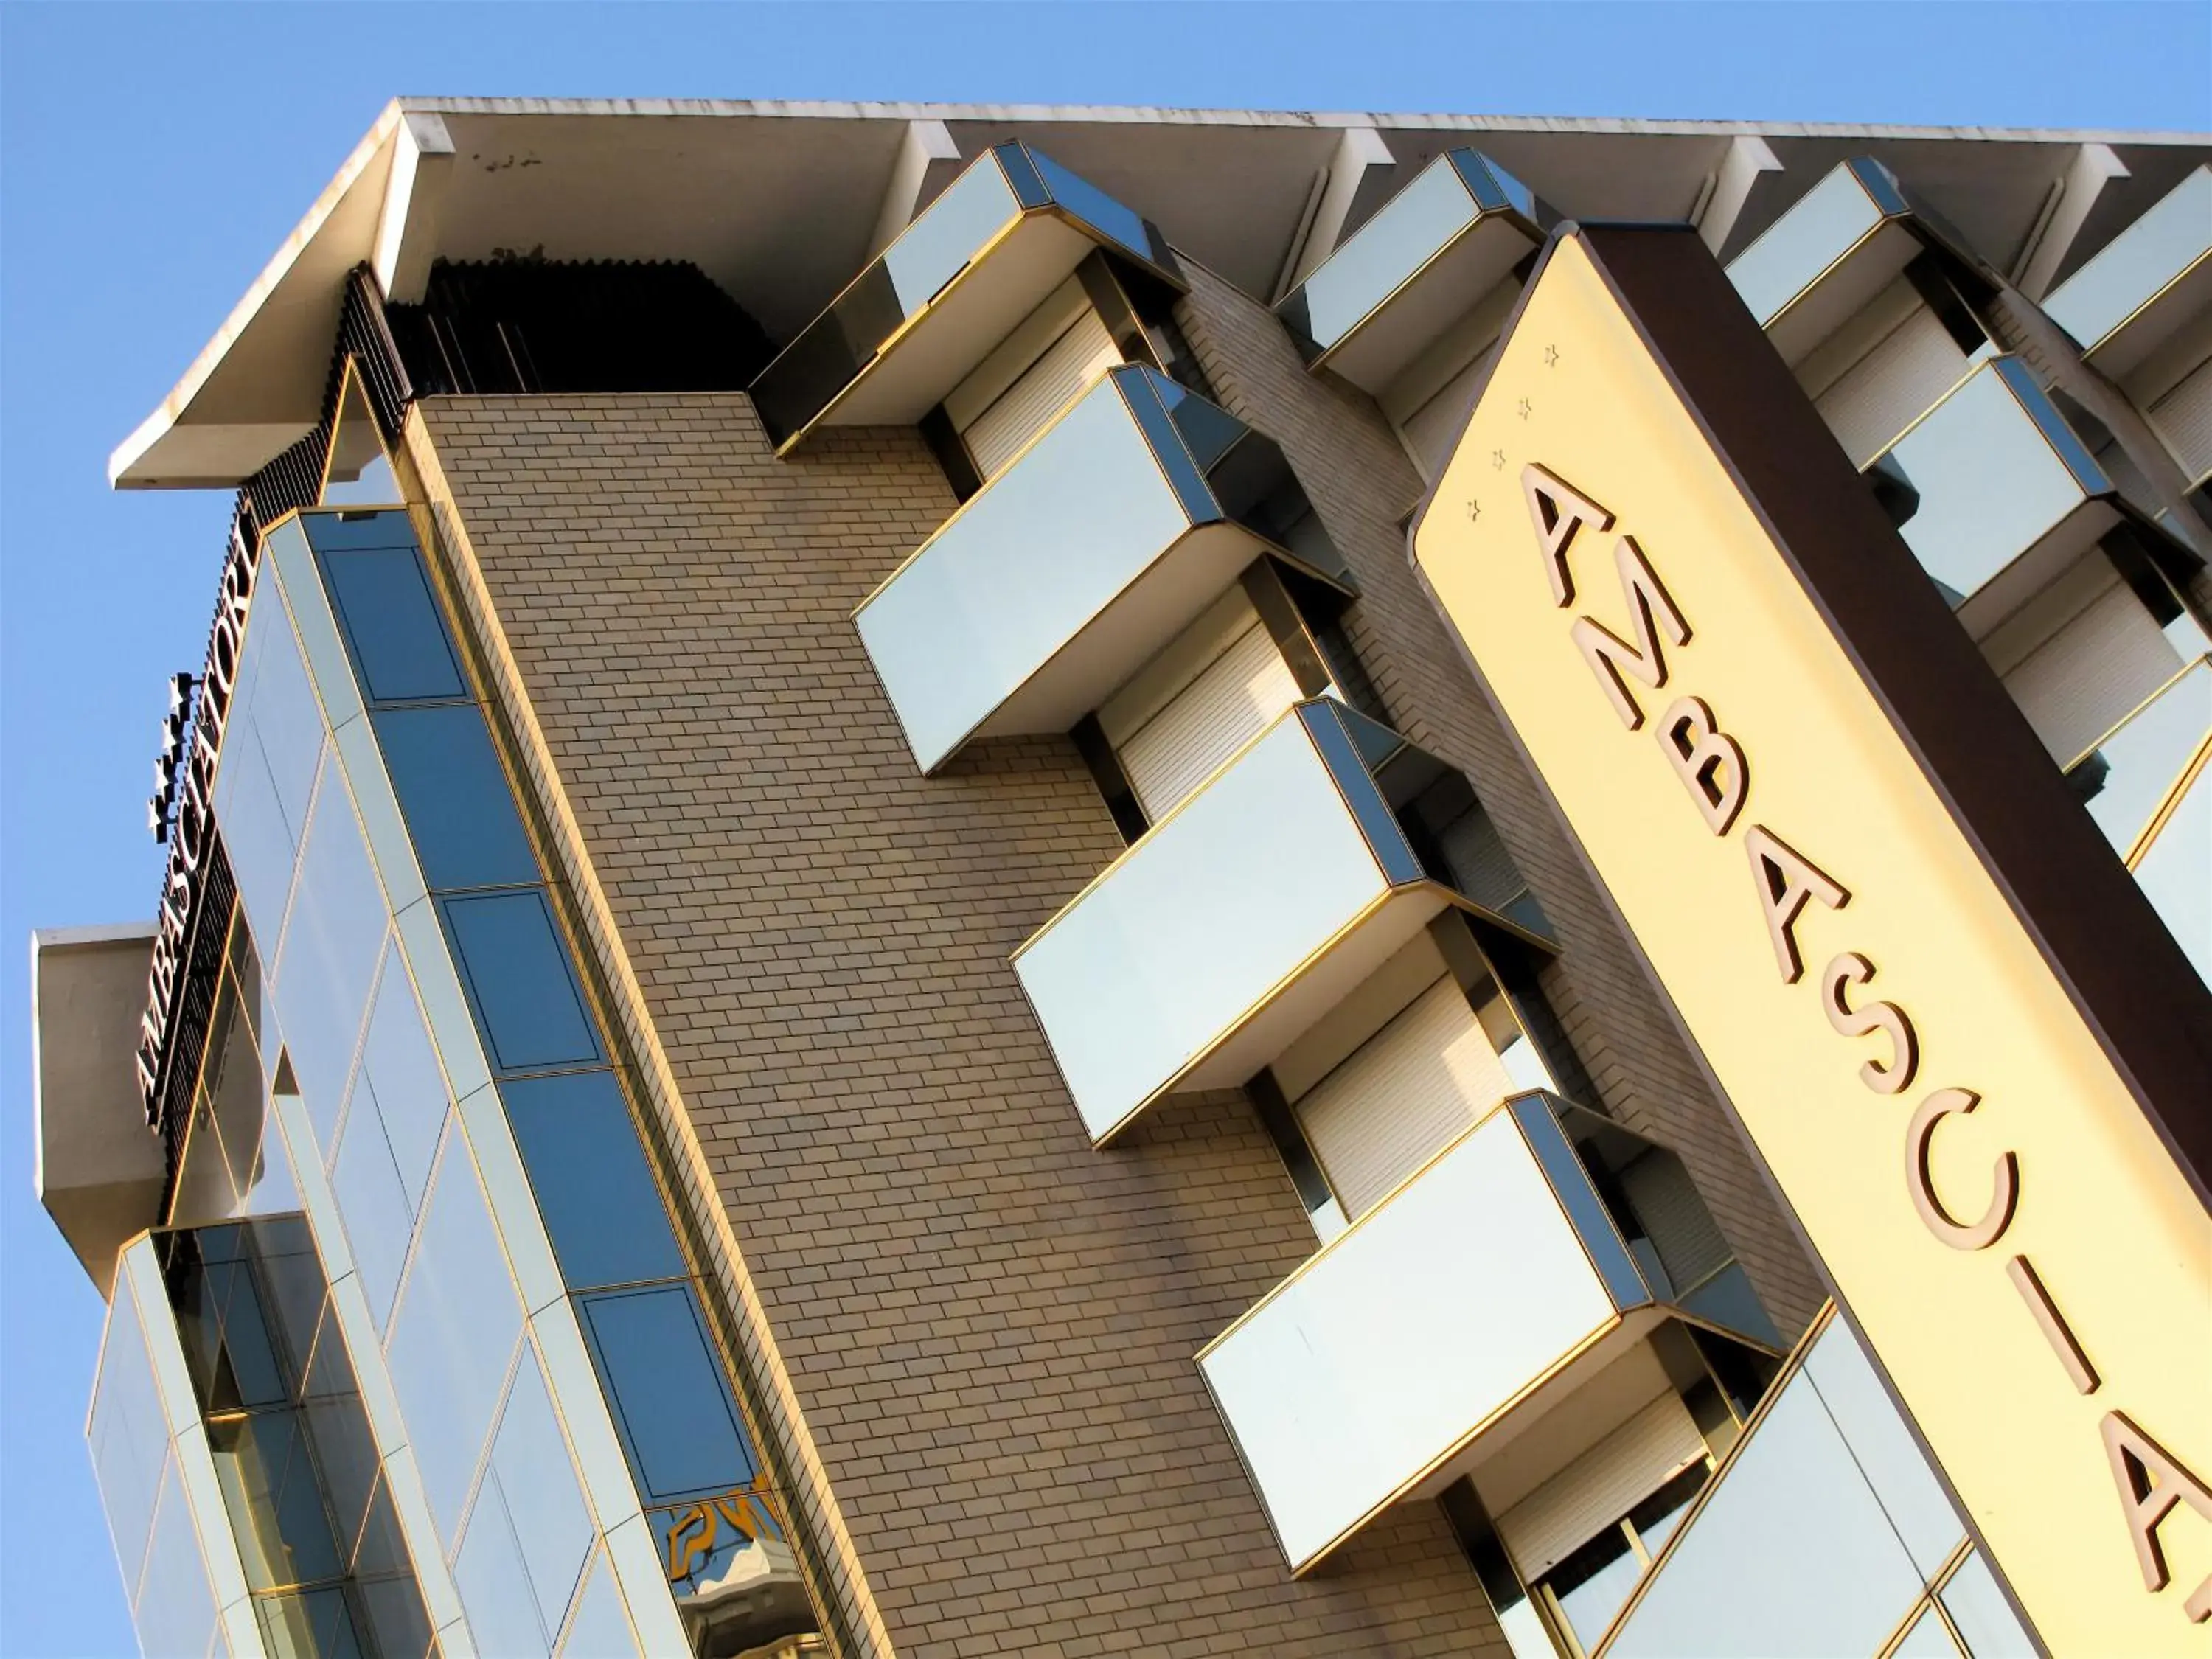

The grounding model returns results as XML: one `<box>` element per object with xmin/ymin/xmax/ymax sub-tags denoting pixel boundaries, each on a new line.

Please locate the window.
<box><xmin>318</xmin><ymin>540</ymin><xmax>467</xmax><ymax>705</ymax></box>
<box><xmin>372</xmin><ymin>704</ymin><xmax>538</xmax><ymax>892</ymax></box>
<box><xmin>501</xmin><ymin>1069</ymin><xmax>685</xmax><ymax>1291</ymax></box>
<box><xmin>577</xmin><ymin>1283</ymin><xmax>757</xmax><ymax>1504</ymax></box>
<box><xmin>439</xmin><ymin>890</ymin><xmax>600</xmax><ymax>1074</ymax></box>
<box><xmin>1537</xmin><ymin>1463</ymin><xmax>1711</xmax><ymax>1657</ymax></box>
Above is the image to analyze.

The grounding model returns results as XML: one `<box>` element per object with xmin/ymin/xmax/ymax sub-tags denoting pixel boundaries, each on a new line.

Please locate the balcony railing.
<box><xmin>855</xmin><ymin>364</ymin><xmax>1350</xmax><ymax>772</ymax></box>
<box><xmin>1198</xmin><ymin>1092</ymin><xmax>1779</xmax><ymax>1573</ymax></box>
<box><xmin>2044</xmin><ymin>164</ymin><xmax>2212</xmax><ymax>377</ymax></box>
<box><xmin>1870</xmin><ymin>356</ymin><xmax>2129</xmax><ymax>630</ymax></box>
<box><xmin>1274</xmin><ymin>149</ymin><xmax>1545</xmax><ymax>395</ymax></box>
<box><xmin>2065</xmin><ymin>654</ymin><xmax>2211</xmax><ymax>987</ymax></box>
<box><xmin>1014</xmin><ymin>698</ymin><xmax>1548</xmax><ymax>1145</ymax></box>
<box><xmin>1728</xmin><ymin>158</ymin><xmax>1980</xmax><ymax>367</ymax></box>
<box><xmin>750</xmin><ymin>142</ymin><xmax>1183</xmax><ymax>452</ymax></box>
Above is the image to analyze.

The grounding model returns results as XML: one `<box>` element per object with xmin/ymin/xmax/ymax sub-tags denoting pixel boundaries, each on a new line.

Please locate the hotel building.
<box><xmin>31</xmin><ymin>100</ymin><xmax>2212</xmax><ymax>1658</ymax></box>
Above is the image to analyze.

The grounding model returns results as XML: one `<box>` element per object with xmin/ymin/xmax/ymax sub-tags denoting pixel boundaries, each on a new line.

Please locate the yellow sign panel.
<box><xmin>1413</xmin><ymin>229</ymin><xmax>2211</xmax><ymax>1653</ymax></box>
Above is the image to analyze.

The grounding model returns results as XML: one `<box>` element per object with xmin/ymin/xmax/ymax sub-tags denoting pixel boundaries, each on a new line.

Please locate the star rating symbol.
<box><xmin>1489</xmin><ymin>448</ymin><xmax>1506</xmax><ymax>472</ymax></box>
<box><xmin>1544</xmin><ymin>344</ymin><xmax>1560</xmax><ymax>367</ymax></box>
<box><xmin>1517</xmin><ymin>397</ymin><xmax>1533</xmax><ymax>421</ymax></box>
<box><xmin>1466</xmin><ymin>498</ymin><xmax>1482</xmax><ymax>524</ymax></box>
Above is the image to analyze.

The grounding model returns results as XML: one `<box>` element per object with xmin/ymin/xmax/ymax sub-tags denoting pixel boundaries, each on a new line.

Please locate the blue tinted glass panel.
<box><xmin>319</xmin><ymin>544</ymin><xmax>466</xmax><ymax>705</ymax></box>
<box><xmin>372</xmin><ymin>705</ymin><xmax>539</xmax><ymax>892</ymax></box>
<box><xmin>330</xmin><ymin>1091</ymin><xmax>416</xmax><ymax>1331</ymax></box>
<box><xmin>456</xmin><ymin>1481</ymin><xmax>552</xmax><ymax>1658</ymax></box>
<box><xmin>276</xmin><ymin>773</ymin><xmax>389</xmax><ymax>1151</ymax></box>
<box><xmin>441</xmin><ymin>891</ymin><xmax>600</xmax><ymax>1073</ymax></box>
<box><xmin>357</xmin><ymin>945</ymin><xmax>450</xmax><ymax>1212</ymax></box>
<box><xmin>579</xmin><ymin>1284</ymin><xmax>757</xmax><ymax>1503</ymax></box>
<box><xmin>501</xmin><ymin>1071</ymin><xmax>684</xmax><ymax>1290</ymax></box>
<box><xmin>1029</xmin><ymin>148</ymin><xmax>1156</xmax><ymax>262</ymax></box>
<box><xmin>492</xmin><ymin>1344</ymin><xmax>594</xmax><ymax>1640</ymax></box>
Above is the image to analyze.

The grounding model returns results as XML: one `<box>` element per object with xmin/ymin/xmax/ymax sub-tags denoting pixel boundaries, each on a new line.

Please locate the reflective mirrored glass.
<box><xmin>492</xmin><ymin>1343</ymin><xmax>594</xmax><ymax>1640</ymax></box>
<box><xmin>383</xmin><ymin>1133</ymin><xmax>524</xmax><ymax>1545</ymax></box>
<box><xmin>440</xmin><ymin>891</ymin><xmax>600</xmax><ymax>1074</ymax></box>
<box><xmin>1029</xmin><ymin>148</ymin><xmax>1158</xmax><ymax>263</ymax></box>
<box><xmin>317</xmin><ymin>543</ymin><xmax>467</xmax><ymax>706</ymax></box>
<box><xmin>882</xmin><ymin>155</ymin><xmax>1021</xmax><ymax>313</ymax></box>
<box><xmin>502</xmin><ymin>1070</ymin><xmax>684</xmax><ymax>1291</ymax></box>
<box><xmin>254</xmin><ymin>1587</ymin><xmax>367</xmax><ymax>1659</ymax></box>
<box><xmin>2045</xmin><ymin>167</ymin><xmax>2212</xmax><ymax>352</ymax></box>
<box><xmin>330</xmin><ymin>1096</ymin><xmax>417</xmax><ymax>1332</ymax></box>
<box><xmin>2075</xmin><ymin>658</ymin><xmax>2211</xmax><ymax>853</ymax></box>
<box><xmin>357</xmin><ymin>945</ymin><xmax>451</xmax><ymax>1212</ymax></box>
<box><xmin>578</xmin><ymin>1284</ymin><xmax>757</xmax><ymax>1504</ymax></box>
<box><xmin>246</xmin><ymin>594</ymin><xmax>333</xmax><ymax>847</ymax></box>
<box><xmin>1893</xmin><ymin>1602</ymin><xmax>1961</xmax><ymax>1658</ymax></box>
<box><xmin>322</xmin><ymin>374</ymin><xmax>404</xmax><ymax>509</ymax></box>
<box><xmin>1940</xmin><ymin>1551</ymin><xmax>2037</xmax><ymax>1659</ymax></box>
<box><xmin>1803</xmin><ymin>1320</ymin><xmax>1963</xmax><ymax>1576</ymax></box>
<box><xmin>1300</xmin><ymin>156</ymin><xmax>1480</xmax><ymax>347</ymax></box>
<box><xmin>357</xmin><ymin>1575</ymin><xmax>437</xmax><ymax>1659</ymax></box>
<box><xmin>2132</xmin><ymin>751</ymin><xmax>2210</xmax><ymax>987</ymax></box>
<box><xmin>1602</xmin><ymin>1366</ymin><xmax>1926</xmax><ymax>1658</ymax></box>
<box><xmin>90</xmin><ymin>1296</ymin><xmax>167</xmax><ymax>1596</ymax></box>
<box><xmin>1015</xmin><ymin>711</ymin><xmax>1393</xmax><ymax>1140</ymax></box>
<box><xmin>217</xmin><ymin>714</ymin><xmax>313</xmax><ymax>951</ymax></box>
<box><xmin>1727</xmin><ymin>161</ymin><xmax>1888</xmax><ymax>327</ymax></box>
<box><xmin>167</xmin><ymin>1239</ymin><xmax>289</xmax><ymax>1413</ymax></box>
<box><xmin>556</xmin><ymin>1551</ymin><xmax>639</xmax><ymax>1658</ymax></box>
<box><xmin>372</xmin><ymin>705</ymin><xmax>539</xmax><ymax>892</ymax></box>
<box><xmin>135</xmin><ymin>1456</ymin><xmax>220</xmax><ymax>1659</ymax></box>
<box><xmin>1547</xmin><ymin>1524</ymin><xmax>1643</xmax><ymax>1655</ymax></box>
<box><xmin>456</xmin><ymin>1484</ymin><xmax>553</xmax><ymax>1658</ymax></box>
<box><xmin>276</xmin><ymin>773</ymin><xmax>390</xmax><ymax>1150</ymax></box>
<box><xmin>207</xmin><ymin>1408</ymin><xmax>345</xmax><ymax>1591</ymax></box>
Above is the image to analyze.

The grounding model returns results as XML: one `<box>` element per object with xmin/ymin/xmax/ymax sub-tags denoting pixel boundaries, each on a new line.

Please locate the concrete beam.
<box><xmin>1695</xmin><ymin>135</ymin><xmax>1784</xmax><ymax>257</ymax></box>
<box><xmin>372</xmin><ymin>111</ymin><xmax>457</xmax><ymax>305</ymax></box>
<box><xmin>32</xmin><ymin>924</ymin><xmax>164</xmax><ymax>1296</ymax></box>
<box><xmin>2013</xmin><ymin>142</ymin><xmax>2130</xmax><ymax>300</ymax></box>
<box><xmin>867</xmin><ymin>119</ymin><xmax>964</xmax><ymax>261</ymax></box>
<box><xmin>1281</xmin><ymin>125</ymin><xmax>1398</xmax><ymax>297</ymax></box>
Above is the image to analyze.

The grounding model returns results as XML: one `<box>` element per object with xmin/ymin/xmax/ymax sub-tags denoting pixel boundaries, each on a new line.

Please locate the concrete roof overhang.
<box><xmin>109</xmin><ymin>97</ymin><xmax>2212</xmax><ymax>492</ymax></box>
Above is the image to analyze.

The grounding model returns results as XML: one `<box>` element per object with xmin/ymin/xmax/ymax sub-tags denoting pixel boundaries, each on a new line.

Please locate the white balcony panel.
<box><xmin>2045</xmin><ymin>165</ymin><xmax>2212</xmax><ymax>377</ymax></box>
<box><xmin>1728</xmin><ymin>160</ymin><xmax>1926</xmax><ymax>368</ymax></box>
<box><xmin>1015</xmin><ymin>709</ymin><xmax>1433</xmax><ymax>1143</ymax></box>
<box><xmin>1200</xmin><ymin>1107</ymin><xmax>1625</xmax><ymax>1571</ymax></box>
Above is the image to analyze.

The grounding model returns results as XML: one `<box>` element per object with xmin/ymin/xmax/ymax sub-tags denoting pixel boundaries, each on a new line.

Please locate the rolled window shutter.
<box><xmin>2149</xmin><ymin>354</ymin><xmax>2212</xmax><ymax>486</ymax></box>
<box><xmin>1116</xmin><ymin>624</ymin><xmax>1304</xmax><ymax>823</ymax></box>
<box><xmin>1293</xmin><ymin>976</ymin><xmax>1515</xmax><ymax>1220</ymax></box>
<box><xmin>2003</xmin><ymin>577</ymin><xmax>2187</xmax><ymax>765</ymax></box>
<box><xmin>960</xmin><ymin>308</ymin><xmax>1120</xmax><ymax>479</ymax></box>
<box><xmin>1817</xmin><ymin>304</ymin><xmax>1971</xmax><ymax>467</ymax></box>
<box><xmin>1497</xmin><ymin>1391</ymin><xmax>1707</xmax><ymax>1582</ymax></box>
<box><xmin>1617</xmin><ymin>1147</ymin><xmax>1733</xmax><ymax>1298</ymax></box>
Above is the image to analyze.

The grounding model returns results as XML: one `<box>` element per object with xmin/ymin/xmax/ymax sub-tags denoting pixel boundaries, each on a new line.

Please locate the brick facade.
<box><xmin>407</xmin><ymin>395</ymin><xmax>1509</xmax><ymax>1658</ymax></box>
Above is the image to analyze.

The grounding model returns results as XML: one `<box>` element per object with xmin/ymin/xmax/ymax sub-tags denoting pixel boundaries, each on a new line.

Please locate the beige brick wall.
<box><xmin>411</xmin><ymin>394</ymin><xmax>1509</xmax><ymax>1658</ymax></box>
<box><xmin>1171</xmin><ymin>260</ymin><xmax>1826</xmax><ymax>1342</ymax></box>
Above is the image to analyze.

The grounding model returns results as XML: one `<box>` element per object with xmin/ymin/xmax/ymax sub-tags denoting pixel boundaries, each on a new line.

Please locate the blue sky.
<box><xmin>2</xmin><ymin>2</ymin><xmax>2205</xmax><ymax>1649</ymax></box>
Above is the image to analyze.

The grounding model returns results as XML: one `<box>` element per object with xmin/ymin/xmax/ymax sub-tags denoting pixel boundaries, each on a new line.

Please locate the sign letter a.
<box><xmin>2102</xmin><ymin>1411</ymin><xmax>2212</xmax><ymax>1621</ymax></box>
<box><xmin>1521</xmin><ymin>465</ymin><xmax>1614</xmax><ymax>605</ymax></box>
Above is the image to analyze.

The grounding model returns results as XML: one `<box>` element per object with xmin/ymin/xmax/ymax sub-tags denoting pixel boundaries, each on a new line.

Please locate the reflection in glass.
<box><xmin>355</xmin><ymin>943</ymin><xmax>451</xmax><ymax>1213</ymax></box>
<box><xmin>501</xmin><ymin>1069</ymin><xmax>685</xmax><ymax>1291</ymax></box>
<box><xmin>134</xmin><ymin>1457</ymin><xmax>220</xmax><ymax>1659</ymax></box>
<box><xmin>276</xmin><ymin>770</ymin><xmax>390</xmax><ymax>1151</ymax></box>
<box><xmin>456</xmin><ymin>1484</ymin><xmax>555</xmax><ymax>1658</ymax></box>
<box><xmin>2132</xmin><ymin>754</ymin><xmax>2210</xmax><ymax>987</ymax></box>
<box><xmin>385</xmin><ymin>1131</ymin><xmax>524</xmax><ymax>1544</ymax></box>
<box><xmin>557</xmin><ymin>1551</ymin><xmax>639</xmax><ymax>1659</ymax></box>
<box><xmin>317</xmin><ymin>542</ymin><xmax>467</xmax><ymax>706</ymax></box>
<box><xmin>1548</xmin><ymin>1524</ymin><xmax>1645</xmax><ymax>1655</ymax></box>
<box><xmin>491</xmin><ymin>1343</ymin><xmax>594</xmax><ymax>1642</ymax></box>
<box><xmin>255</xmin><ymin>1586</ymin><xmax>369</xmax><ymax>1659</ymax></box>
<box><xmin>1892</xmin><ymin>1602</ymin><xmax>1961</xmax><ymax>1658</ymax></box>
<box><xmin>90</xmin><ymin>1294</ymin><xmax>167</xmax><ymax>1596</ymax></box>
<box><xmin>208</xmin><ymin>1408</ymin><xmax>346</xmax><ymax>1591</ymax></box>
<box><xmin>2044</xmin><ymin>165</ymin><xmax>2212</xmax><ymax>355</ymax></box>
<box><xmin>882</xmin><ymin>153</ymin><xmax>1023</xmax><ymax>313</ymax></box>
<box><xmin>329</xmin><ymin>1091</ymin><xmax>417</xmax><ymax>1331</ymax></box>
<box><xmin>1939</xmin><ymin>1551</ymin><xmax>2037</xmax><ymax>1659</ymax></box>
<box><xmin>1727</xmin><ymin>159</ymin><xmax>1902</xmax><ymax>327</ymax></box>
<box><xmin>579</xmin><ymin>1284</ymin><xmax>757</xmax><ymax>1504</ymax></box>
<box><xmin>372</xmin><ymin>704</ymin><xmax>539</xmax><ymax>892</ymax></box>
<box><xmin>440</xmin><ymin>891</ymin><xmax>600</xmax><ymax>1074</ymax></box>
<box><xmin>321</xmin><ymin>370</ymin><xmax>404</xmax><ymax>509</ymax></box>
<box><xmin>1803</xmin><ymin>1320</ymin><xmax>1964</xmax><ymax>1576</ymax></box>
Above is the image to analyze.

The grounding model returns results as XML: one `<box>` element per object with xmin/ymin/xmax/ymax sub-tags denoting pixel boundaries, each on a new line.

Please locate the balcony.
<box><xmin>1275</xmin><ymin>149</ymin><xmax>1545</xmax><ymax>395</ymax></box>
<box><xmin>1871</xmin><ymin>355</ymin><xmax>2149</xmax><ymax>635</ymax></box>
<box><xmin>1014</xmin><ymin>698</ymin><xmax>1548</xmax><ymax>1145</ymax></box>
<box><xmin>2065</xmin><ymin>653</ymin><xmax>2211</xmax><ymax>987</ymax></box>
<box><xmin>1728</xmin><ymin>158</ymin><xmax>1980</xmax><ymax>368</ymax></box>
<box><xmin>750</xmin><ymin>142</ymin><xmax>1183</xmax><ymax>452</ymax></box>
<box><xmin>855</xmin><ymin>365</ymin><xmax>1349</xmax><ymax>773</ymax></box>
<box><xmin>2044</xmin><ymin>164</ymin><xmax>2212</xmax><ymax>379</ymax></box>
<box><xmin>1199</xmin><ymin>1092</ymin><xmax>1780</xmax><ymax>1573</ymax></box>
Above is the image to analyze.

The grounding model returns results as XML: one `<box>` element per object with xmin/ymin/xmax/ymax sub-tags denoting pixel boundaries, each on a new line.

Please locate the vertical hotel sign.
<box><xmin>1412</xmin><ymin>226</ymin><xmax>2212</xmax><ymax>1653</ymax></box>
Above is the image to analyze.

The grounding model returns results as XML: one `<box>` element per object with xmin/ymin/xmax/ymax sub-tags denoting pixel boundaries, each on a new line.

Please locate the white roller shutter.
<box><xmin>1817</xmin><ymin>304</ymin><xmax>1972</xmax><ymax>467</ymax></box>
<box><xmin>1116</xmin><ymin>622</ymin><xmax>1304</xmax><ymax>823</ymax></box>
<box><xmin>960</xmin><ymin>308</ymin><xmax>1121</xmax><ymax>479</ymax></box>
<box><xmin>1618</xmin><ymin>1147</ymin><xmax>1733</xmax><ymax>1298</ymax></box>
<box><xmin>1497</xmin><ymin>1391</ymin><xmax>1708</xmax><ymax>1583</ymax></box>
<box><xmin>2003</xmin><ymin>577</ymin><xmax>2186</xmax><ymax>765</ymax></box>
<box><xmin>1293</xmin><ymin>975</ymin><xmax>1517</xmax><ymax>1220</ymax></box>
<box><xmin>2149</xmin><ymin>354</ymin><xmax>2212</xmax><ymax>487</ymax></box>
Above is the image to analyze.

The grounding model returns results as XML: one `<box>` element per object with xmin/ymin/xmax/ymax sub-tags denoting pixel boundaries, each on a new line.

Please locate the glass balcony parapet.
<box><xmin>1870</xmin><ymin>356</ymin><xmax>2127</xmax><ymax>629</ymax></box>
<box><xmin>855</xmin><ymin>364</ymin><xmax>1350</xmax><ymax>773</ymax></box>
<box><xmin>1728</xmin><ymin>158</ymin><xmax>1982</xmax><ymax>367</ymax></box>
<box><xmin>1275</xmin><ymin>149</ymin><xmax>1545</xmax><ymax>395</ymax></box>
<box><xmin>1197</xmin><ymin>1092</ymin><xmax>1778</xmax><ymax>1574</ymax></box>
<box><xmin>2044</xmin><ymin>165</ymin><xmax>2212</xmax><ymax>377</ymax></box>
<box><xmin>1013</xmin><ymin>698</ymin><xmax>1548</xmax><ymax>1145</ymax></box>
<box><xmin>2065</xmin><ymin>654</ymin><xmax>2212</xmax><ymax>988</ymax></box>
<box><xmin>750</xmin><ymin>142</ymin><xmax>1183</xmax><ymax>451</ymax></box>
